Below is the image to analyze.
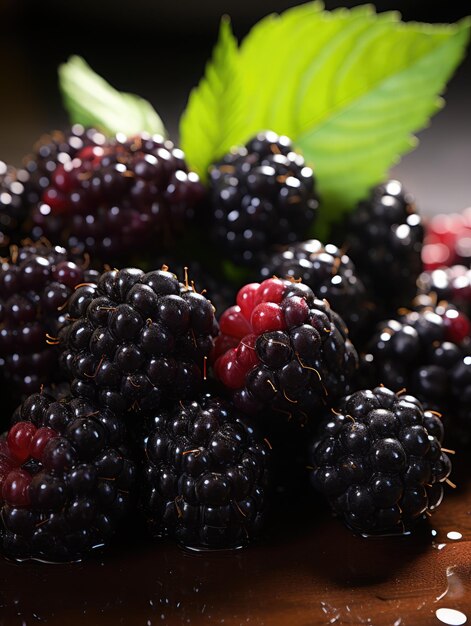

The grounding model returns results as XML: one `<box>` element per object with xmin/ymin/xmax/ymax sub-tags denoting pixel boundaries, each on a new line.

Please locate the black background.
<box><xmin>1</xmin><ymin>0</ymin><xmax>470</xmax><ymax>214</ymax></box>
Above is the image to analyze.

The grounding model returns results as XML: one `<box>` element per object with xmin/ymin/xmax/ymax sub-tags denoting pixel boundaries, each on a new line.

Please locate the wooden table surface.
<box><xmin>0</xmin><ymin>461</ymin><xmax>470</xmax><ymax>626</ymax></box>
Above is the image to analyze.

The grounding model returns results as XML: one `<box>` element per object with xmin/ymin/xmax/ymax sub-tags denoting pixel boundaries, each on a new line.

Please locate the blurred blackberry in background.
<box><xmin>0</xmin><ymin>162</ymin><xmax>35</xmax><ymax>255</ymax></box>
<box><xmin>260</xmin><ymin>239</ymin><xmax>371</xmax><ymax>341</ymax></box>
<box><xmin>214</xmin><ymin>277</ymin><xmax>358</xmax><ymax>421</ymax></box>
<box><xmin>418</xmin><ymin>265</ymin><xmax>471</xmax><ymax>317</ymax></box>
<box><xmin>363</xmin><ymin>295</ymin><xmax>471</xmax><ymax>444</ymax></box>
<box><xmin>141</xmin><ymin>394</ymin><xmax>270</xmax><ymax>549</ymax></box>
<box><xmin>341</xmin><ymin>180</ymin><xmax>424</xmax><ymax>315</ymax></box>
<box><xmin>28</xmin><ymin>130</ymin><xmax>205</xmax><ymax>264</ymax></box>
<box><xmin>24</xmin><ymin>126</ymin><xmax>102</xmax><ymax>198</ymax></box>
<box><xmin>1</xmin><ymin>392</ymin><xmax>136</xmax><ymax>562</ymax></box>
<box><xmin>309</xmin><ymin>387</ymin><xmax>451</xmax><ymax>535</ymax></box>
<box><xmin>59</xmin><ymin>267</ymin><xmax>217</xmax><ymax>416</ymax></box>
<box><xmin>209</xmin><ymin>131</ymin><xmax>318</xmax><ymax>266</ymax></box>
<box><xmin>0</xmin><ymin>242</ymin><xmax>99</xmax><ymax>403</ymax></box>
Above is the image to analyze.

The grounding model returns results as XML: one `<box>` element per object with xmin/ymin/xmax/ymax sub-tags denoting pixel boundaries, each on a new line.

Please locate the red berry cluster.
<box><xmin>214</xmin><ymin>278</ymin><xmax>290</xmax><ymax>388</ymax></box>
<box><xmin>423</xmin><ymin>209</ymin><xmax>471</xmax><ymax>270</ymax></box>
<box><xmin>0</xmin><ymin>422</ymin><xmax>58</xmax><ymax>507</ymax></box>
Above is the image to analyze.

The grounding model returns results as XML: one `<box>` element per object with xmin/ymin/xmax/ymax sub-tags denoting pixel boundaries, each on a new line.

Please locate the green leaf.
<box><xmin>59</xmin><ymin>55</ymin><xmax>166</xmax><ymax>137</ymax></box>
<box><xmin>180</xmin><ymin>17</ymin><xmax>246</xmax><ymax>182</ymax></box>
<box><xmin>180</xmin><ymin>3</ymin><xmax>470</xmax><ymax>237</ymax></box>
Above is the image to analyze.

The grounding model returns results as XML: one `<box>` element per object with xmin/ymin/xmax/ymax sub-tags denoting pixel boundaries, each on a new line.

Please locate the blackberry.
<box><xmin>260</xmin><ymin>239</ymin><xmax>371</xmax><ymax>340</ymax></box>
<box><xmin>309</xmin><ymin>387</ymin><xmax>451</xmax><ymax>535</ymax></box>
<box><xmin>0</xmin><ymin>392</ymin><xmax>136</xmax><ymax>562</ymax></box>
<box><xmin>418</xmin><ymin>265</ymin><xmax>471</xmax><ymax>317</ymax></box>
<box><xmin>214</xmin><ymin>278</ymin><xmax>358</xmax><ymax>421</ymax></box>
<box><xmin>0</xmin><ymin>242</ymin><xmax>99</xmax><ymax>401</ymax></box>
<box><xmin>30</xmin><ymin>131</ymin><xmax>205</xmax><ymax>263</ymax></box>
<box><xmin>342</xmin><ymin>180</ymin><xmax>424</xmax><ymax>313</ymax></box>
<box><xmin>141</xmin><ymin>394</ymin><xmax>270</xmax><ymax>549</ymax></box>
<box><xmin>0</xmin><ymin>162</ymin><xmax>35</xmax><ymax>255</ymax></box>
<box><xmin>363</xmin><ymin>296</ymin><xmax>471</xmax><ymax>443</ymax></box>
<box><xmin>209</xmin><ymin>131</ymin><xmax>318</xmax><ymax>266</ymax></box>
<box><xmin>23</xmin><ymin>125</ymin><xmax>102</xmax><ymax>200</ymax></box>
<box><xmin>58</xmin><ymin>267</ymin><xmax>218</xmax><ymax>415</ymax></box>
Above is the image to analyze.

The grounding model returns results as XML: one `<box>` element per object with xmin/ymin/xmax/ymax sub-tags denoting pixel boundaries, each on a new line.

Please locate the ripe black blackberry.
<box><xmin>30</xmin><ymin>130</ymin><xmax>205</xmax><ymax>263</ymax></box>
<box><xmin>214</xmin><ymin>278</ymin><xmax>358</xmax><ymax>421</ymax></box>
<box><xmin>342</xmin><ymin>180</ymin><xmax>424</xmax><ymax>313</ymax></box>
<box><xmin>0</xmin><ymin>242</ymin><xmax>99</xmax><ymax>401</ymax></box>
<box><xmin>260</xmin><ymin>239</ymin><xmax>371</xmax><ymax>340</ymax></box>
<box><xmin>0</xmin><ymin>162</ymin><xmax>35</xmax><ymax>255</ymax></box>
<box><xmin>363</xmin><ymin>296</ymin><xmax>471</xmax><ymax>443</ymax></box>
<box><xmin>0</xmin><ymin>392</ymin><xmax>136</xmax><ymax>562</ymax></box>
<box><xmin>418</xmin><ymin>265</ymin><xmax>471</xmax><ymax>318</ymax></box>
<box><xmin>58</xmin><ymin>267</ymin><xmax>218</xmax><ymax>415</ymax></box>
<box><xmin>309</xmin><ymin>387</ymin><xmax>452</xmax><ymax>535</ymax></box>
<box><xmin>141</xmin><ymin>394</ymin><xmax>270</xmax><ymax>549</ymax></box>
<box><xmin>209</xmin><ymin>131</ymin><xmax>318</xmax><ymax>266</ymax></box>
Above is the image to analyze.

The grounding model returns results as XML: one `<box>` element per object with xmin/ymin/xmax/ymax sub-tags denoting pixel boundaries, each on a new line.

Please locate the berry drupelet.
<box><xmin>141</xmin><ymin>394</ymin><xmax>271</xmax><ymax>549</ymax></box>
<box><xmin>209</xmin><ymin>131</ymin><xmax>318</xmax><ymax>266</ymax></box>
<box><xmin>0</xmin><ymin>242</ymin><xmax>99</xmax><ymax>401</ymax></box>
<box><xmin>363</xmin><ymin>296</ymin><xmax>471</xmax><ymax>442</ymax></box>
<box><xmin>260</xmin><ymin>239</ymin><xmax>371</xmax><ymax>340</ymax></box>
<box><xmin>343</xmin><ymin>180</ymin><xmax>424</xmax><ymax>314</ymax></box>
<box><xmin>58</xmin><ymin>267</ymin><xmax>218</xmax><ymax>415</ymax></box>
<box><xmin>30</xmin><ymin>131</ymin><xmax>205</xmax><ymax>263</ymax></box>
<box><xmin>214</xmin><ymin>278</ymin><xmax>358</xmax><ymax>421</ymax></box>
<box><xmin>309</xmin><ymin>387</ymin><xmax>451</xmax><ymax>535</ymax></box>
<box><xmin>0</xmin><ymin>392</ymin><xmax>136</xmax><ymax>562</ymax></box>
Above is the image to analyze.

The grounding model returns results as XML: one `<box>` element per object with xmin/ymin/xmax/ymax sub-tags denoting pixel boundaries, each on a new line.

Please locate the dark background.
<box><xmin>1</xmin><ymin>0</ymin><xmax>470</xmax><ymax>215</ymax></box>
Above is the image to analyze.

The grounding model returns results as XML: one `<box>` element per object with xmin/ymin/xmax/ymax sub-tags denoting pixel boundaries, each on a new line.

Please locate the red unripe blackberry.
<box><xmin>422</xmin><ymin>209</ymin><xmax>471</xmax><ymax>270</ymax></box>
<box><xmin>58</xmin><ymin>267</ymin><xmax>218</xmax><ymax>415</ymax></box>
<box><xmin>310</xmin><ymin>387</ymin><xmax>451</xmax><ymax>535</ymax></box>
<box><xmin>30</xmin><ymin>130</ymin><xmax>205</xmax><ymax>263</ymax></box>
<box><xmin>141</xmin><ymin>394</ymin><xmax>271</xmax><ymax>550</ymax></box>
<box><xmin>209</xmin><ymin>131</ymin><xmax>318</xmax><ymax>266</ymax></box>
<box><xmin>1</xmin><ymin>392</ymin><xmax>136</xmax><ymax>562</ymax></box>
<box><xmin>0</xmin><ymin>242</ymin><xmax>99</xmax><ymax>403</ymax></box>
<box><xmin>214</xmin><ymin>278</ymin><xmax>358</xmax><ymax>422</ymax></box>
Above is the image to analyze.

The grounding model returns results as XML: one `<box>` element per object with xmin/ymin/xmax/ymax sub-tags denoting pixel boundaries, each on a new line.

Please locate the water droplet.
<box><xmin>435</xmin><ymin>608</ymin><xmax>467</xmax><ymax>625</ymax></box>
<box><xmin>447</xmin><ymin>531</ymin><xmax>463</xmax><ymax>541</ymax></box>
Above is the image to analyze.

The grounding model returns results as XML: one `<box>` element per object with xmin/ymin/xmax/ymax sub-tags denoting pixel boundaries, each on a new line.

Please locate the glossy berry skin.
<box><xmin>214</xmin><ymin>278</ymin><xmax>358</xmax><ymax>421</ymax></box>
<box><xmin>342</xmin><ymin>180</ymin><xmax>424</xmax><ymax>314</ymax></box>
<box><xmin>209</xmin><ymin>131</ymin><xmax>318</xmax><ymax>266</ymax></box>
<box><xmin>141</xmin><ymin>395</ymin><xmax>271</xmax><ymax>549</ymax></box>
<box><xmin>0</xmin><ymin>392</ymin><xmax>136</xmax><ymax>562</ymax></box>
<box><xmin>0</xmin><ymin>242</ymin><xmax>100</xmax><ymax>402</ymax></box>
<box><xmin>260</xmin><ymin>239</ymin><xmax>371</xmax><ymax>340</ymax></box>
<box><xmin>58</xmin><ymin>267</ymin><xmax>218</xmax><ymax>415</ymax></box>
<box><xmin>363</xmin><ymin>296</ymin><xmax>471</xmax><ymax>443</ymax></box>
<box><xmin>309</xmin><ymin>387</ymin><xmax>451</xmax><ymax>535</ymax></box>
<box><xmin>30</xmin><ymin>129</ymin><xmax>205</xmax><ymax>263</ymax></box>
